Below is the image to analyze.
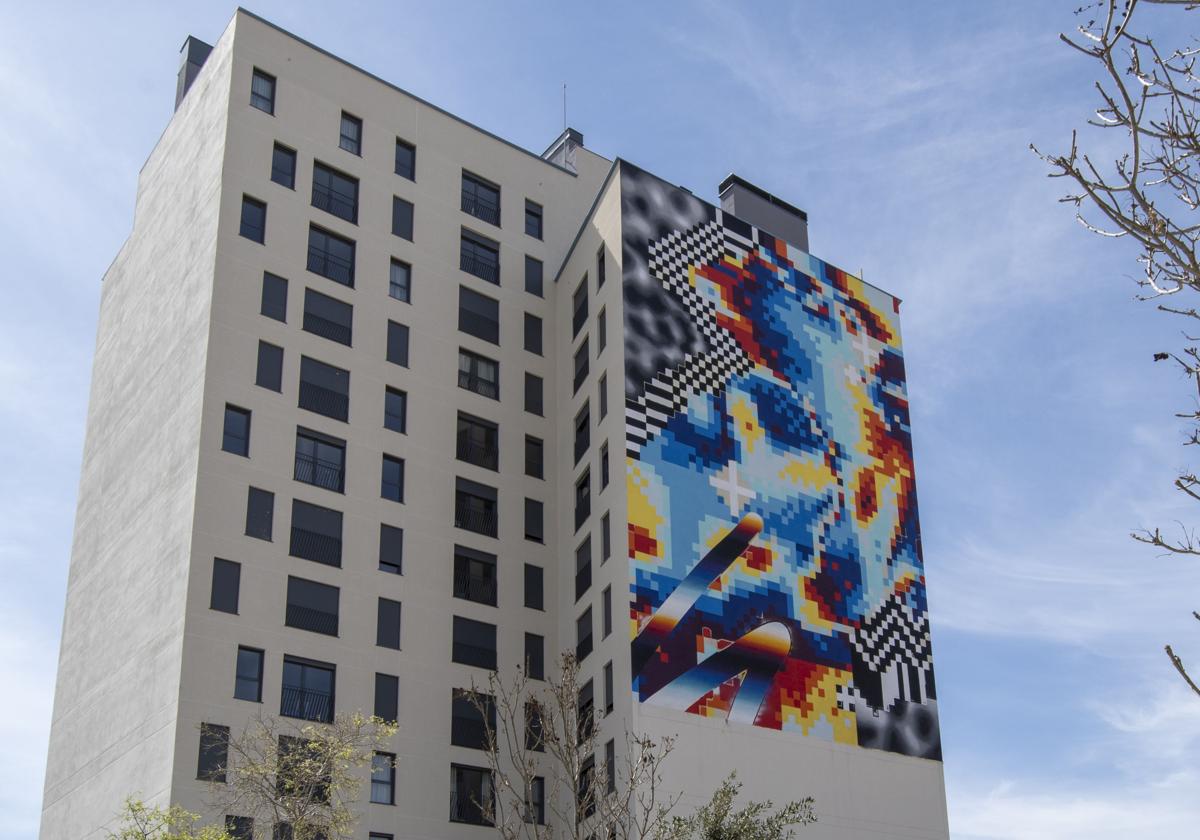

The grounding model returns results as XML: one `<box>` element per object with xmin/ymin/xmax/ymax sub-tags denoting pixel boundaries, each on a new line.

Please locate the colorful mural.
<box><xmin>622</xmin><ymin>164</ymin><xmax>940</xmax><ymax>759</ymax></box>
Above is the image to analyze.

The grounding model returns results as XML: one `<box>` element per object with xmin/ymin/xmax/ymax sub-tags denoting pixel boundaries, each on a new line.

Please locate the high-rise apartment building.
<box><xmin>41</xmin><ymin>10</ymin><xmax>947</xmax><ymax>839</ymax></box>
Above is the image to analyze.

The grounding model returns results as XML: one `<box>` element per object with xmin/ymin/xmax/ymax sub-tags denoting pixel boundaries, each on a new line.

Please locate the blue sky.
<box><xmin>2</xmin><ymin>1</ymin><xmax>1199</xmax><ymax>838</ymax></box>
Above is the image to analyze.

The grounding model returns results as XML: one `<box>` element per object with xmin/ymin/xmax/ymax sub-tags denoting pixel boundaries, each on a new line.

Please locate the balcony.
<box><xmin>311</xmin><ymin>183</ymin><xmax>357</xmax><ymax>223</ymax></box>
<box><xmin>454</xmin><ymin>565</ymin><xmax>498</xmax><ymax>607</ymax></box>
<box><xmin>303</xmin><ymin>311</ymin><xmax>351</xmax><ymax>346</ymax></box>
<box><xmin>294</xmin><ymin>452</ymin><xmax>344</xmax><ymax>493</ymax></box>
<box><xmin>458</xmin><ymin>370</ymin><xmax>498</xmax><ymax>400</ymax></box>
<box><xmin>457</xmin><ymin>434</ymin><xmax>498</xmax><ymax>471</ymax></box>
<box><xmin>298</xmin><ymin>381</ymin><xmax>348</xmax><ymax>422</ymax></box>
<box><xmin>307</xmin><ymin>245</ymin><xmax>354</xmax><ymax>286</ymax></box>
<box><xmin>575</xmin><ymin>562</ymin><xmax>591</xmax><ymax>602</ymax></box>
<box><xmin>290</xmin><ymin>526</ymin><xmax>342</xmax><ymax>567</ymax></box>
<box><xmin>461</xmin><ymin>193</ymin><xmax>500</xmax><ymax>226</ymax></box>
<box><xmin>460</xmin><ymin>252</ymin><xmax>499</xmax><ymax>284</ymax></box>
<box><xmin>285</xmin><ymin>603</ymin><xmax>338</xmax><ymax>637</ymax></box>
<box><xmin>455</xmin><ymin>498</ymin><xmax>498</xmax><ymax>538</ymax></box>
<box><xmin>280</xmin><ymin>686</ymin><xmax>333</xmax><ymax>723</ymax></box>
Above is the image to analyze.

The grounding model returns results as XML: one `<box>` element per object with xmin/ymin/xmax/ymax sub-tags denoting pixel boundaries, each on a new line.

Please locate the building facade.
<box><xmin>41</xmin><ymin>10</ymin><xmax>947</xmax><ymax>839</ymax></box>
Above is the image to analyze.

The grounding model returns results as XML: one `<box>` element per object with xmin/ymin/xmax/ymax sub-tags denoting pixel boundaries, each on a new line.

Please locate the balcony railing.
<box><xmin>298</xmin><ymin>381</ymin><xmax>349</xmax><ymax>422</ymax></box>
<box><xmin>457</xmin><ymin>434</ymin><xmax>498</xmax><ymax>470</ymax></box>
<box><xmin>290</xmin><ymin>526</ymin><xmax>342</xmax><ymax>567</ymax></box>
<box><xmin>311</xmin><ymin>184</ymin><xmax>357</xmax><ymax>223</ymax></box>
<box><xmin>280</xmin><ymin>686</ymin><xmax>333</xmax><ymax>723</ymax></box>
<box><xmin>460</xmin><ymin>253</ymin><xmax>499</xmax><ymax>284</ymax></box>
<box><xmin>575</xmin><ymin>562</ymin><xmax>591</xmax><ymax>602</ymax></box>
<box><xmin>307</xmin><ymin>245</ymin><xmax>354</xmax><ymax>286</ymax></box>
<box><xmin>285</xmin><ymin>603</ymin><xmax>339</xmax><ymax>636</ymax></box>
<box><xmin>303</xmin><ymin>311</ymin><xmax>352</xmax><ymax>346</ymax></box>
<box><xmin>458</xmin><ymin>370</ymin><xmax>498</xmax><ymax>400</ymax></box>
<box><xmin>455</xmin><ymin>499</ymin><xmax>498</xmax><ymax>538</ymax></box>
<box><xmin>454</xmin><ymin>566</ymin><xmax>498</xmax><ymax>606</ymax></box>
<box><xmin>294</xmin><ymin>453</ymin><xmax>344</xmax><ymax>493</ymax></box>
<box><xmin>461</xmin><ymin>193</ymin><xmax>500</xmax><ymax>226</ymax></box>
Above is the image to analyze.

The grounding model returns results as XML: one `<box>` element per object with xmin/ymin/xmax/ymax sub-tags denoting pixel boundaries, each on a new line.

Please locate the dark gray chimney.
<box><xmin>718</xmin><ymin>174</ymin><xmax>809</xmax><ymax>252</ymax></box>
<box><xmin>175</xmin><ymin>36</ymin><xmax>213</xmax><ymax>111</ymax></box>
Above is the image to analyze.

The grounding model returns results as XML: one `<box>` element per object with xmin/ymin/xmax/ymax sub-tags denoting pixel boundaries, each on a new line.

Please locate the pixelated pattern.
<box><xmin>621</xmin><ymin>163</ymin><xmax>940</xmax><ymax>760</ymax></box>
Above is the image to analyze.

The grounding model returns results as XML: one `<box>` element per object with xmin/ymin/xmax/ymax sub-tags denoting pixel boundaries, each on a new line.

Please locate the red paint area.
<box><xmin>629</xmin><ymin>523</ymin><xmax>658</xmax><ymax>558</ymax></box>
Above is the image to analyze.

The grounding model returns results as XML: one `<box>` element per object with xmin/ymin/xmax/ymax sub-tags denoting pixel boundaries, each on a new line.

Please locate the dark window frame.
<box><xmin>385</xmin><ymin>387</ymin><xmax>408</xmax><ymax>434</ymax></box>
<box><xmin>381</xmin><ymin>454</ymin><xmax>405</xmax><ymax>503</ymax></box>
<box><xmin>379</xmin><ymin>523</ymin><xmax>403</xmax><ymax>575</ymax></box>
<box><xmin>524</xmin><ymin>564</ymin><xmax>544</xmax><ymax>611</ymax></box>
<box><xmin>240</xmin><ymin>195</ymin><xmax>267</xmax><ymax>243</ymax></box>
<box><xmin>395</xmin><ymin>137</ymin><xmax>416</xmax><ymax>180</ymax></box>
<box><xmin>250</xmin><ymin>68</ymin><xmax>275</xmax><ymax>114</ymax></box>
<box><xmin>306</xmin><ymin>224</ymin><xmax>356</xmax><ymax>288</ymax></box>
<box><xmin>223</xmin><ymin>404</ymin><xmax>251</xmax><ymax>457</ymax></box>
<box><xmin>339</xmin><ymin>111</ymin><xmax>363</xmax><ymax>155</ymax></box>
<box><xmin>389</xmin><ymin>258</ymin><xmax>412</xmax><ymax>303</ymax></box>
<box><xmin>371</xmin><ymin>752</ymin><xmax>396</xmax><ymax>805</ymax></box>
<box><xmin>302</xmin><ymin>287</ymin><xmax>353</xmax><ymax>347</ymax></box>
<box><xmin>280</xmin><ymin>655</ymin><xmax>336</xmax><ymax>723</ymax></box>
<box><xmin>461</xmin><ymin>171</ymin><xmax>501</xmax><ymax>227</ymax></box>
<box><xmin>387</xmin><ymin>320</ymin><xmax>410</xmax><ymax>367</ymax></box>
<box><xmin>458</xmin><ymin>348</ymin><xmax>499</xmax><ymax>400</ymax></box>
<box><xmin>210</xmin><ymin>558</ymin><xmax>241</xmax><ymax>614</ymax></box>
<box><xmin>525</xmin><ymin>255</ymin><xmax>543</xmax><ymax>297</ymax></box>
<box><xmin>261</xmin><ymin>272</ymin><xmax>288</xmax><ymax>322</ymax></box>
<box><xmin>271</xmin><ymin>142</ymin><xmax>296</xmax><ymax>189</ymax></box>
<box><xmin>235</xmin><ymin>645</ymin><xmax>264</xmax><ymax>702</ymax></box>
<box><xmin>377</xmin><ymin>597</ymin><xmax>402</xmax><ymax>649</ymax></box>
<box><xmin>285</xmin><ymin>575</ymin><xmax>340</xmax><ymax>637</ymax></box>
<box><xmin>460</xmin><ymin>229</ymin><xmax>500</xmax><ymax>285</ymax></box>
<box><xmin>452</xmin><ymin>615</ymin><xmax>498</xmax><ymax>670</ymax></box>
<box><xmin>256</xmin><ymin>341</ymin><xmax>283</xmax><ymax>392</ymax></box>
<box><xmin>311</xmin><ymin>160</ymin><xmax>359</xmax><ymax>224</ymax></box>
<box><xmin>392</xmin><ymin>195</ymin><xmax>414</xmax><ymax>241</ymax></box>
<box><xmin>525</xmin><ymin>199</ymin><xmax>543</xmax><ymax>239</ymax></box>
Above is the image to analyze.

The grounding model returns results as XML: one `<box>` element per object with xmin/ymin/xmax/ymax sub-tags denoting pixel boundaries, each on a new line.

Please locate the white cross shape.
<box><xmin>710</xmin><ymin>460</ymin><xmax>756</xmax><ymax>516</ymax></box>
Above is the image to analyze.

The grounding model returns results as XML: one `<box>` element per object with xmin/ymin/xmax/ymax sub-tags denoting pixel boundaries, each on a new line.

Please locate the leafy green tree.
<box><xmin>663</xmin><ymin>773</ymin><xmax>816</xmax><ymax>840</ymax></box>
<box><xmin>106</xmin><ymin>799</ymin><xmax>231</xmax><ymax>840</ymax></box>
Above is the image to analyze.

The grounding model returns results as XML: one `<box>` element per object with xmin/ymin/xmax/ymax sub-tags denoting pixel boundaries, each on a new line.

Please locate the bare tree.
<box><xmin>206</xmin><ymin>712</ymin><xmax>397</xmax><ymax>840</ymax></box>
<box><xmin>1034</xmin><ymin>0</ymin><xmax>1200</xmax><ymax>696</ymax></box>
<box><xmin>461</xmin><ymin>652</ymin><xmax>814</xmax><ymax>840</ymax></box>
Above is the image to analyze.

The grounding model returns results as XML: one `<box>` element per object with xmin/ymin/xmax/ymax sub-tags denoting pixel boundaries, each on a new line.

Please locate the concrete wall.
<box><xmin>39</xmin><ymin>24</ymin><xmax>234</xmax><ymax>840</ymax></box>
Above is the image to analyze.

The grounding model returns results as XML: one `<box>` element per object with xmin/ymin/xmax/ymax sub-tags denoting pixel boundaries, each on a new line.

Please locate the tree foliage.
<box><xmin>1035</xmin><ymin>0</ymin><xmax>1200</xmax><ymax>696</ymax></box>
<box><xmin>662</xmin><ymin>773</ymin><xmax>816</xmax><ymax>840</ymax></box>
<box><xmin>106</xmin><ymin>799</ymin><xmax>231</xmax><ymax>840</ymax></box>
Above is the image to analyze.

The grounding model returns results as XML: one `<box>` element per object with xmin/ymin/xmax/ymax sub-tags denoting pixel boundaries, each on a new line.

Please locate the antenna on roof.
<box><xmin>563</xmin><ymin>83</ymin><xmax>567</xmax><ymax>131</ymax></box>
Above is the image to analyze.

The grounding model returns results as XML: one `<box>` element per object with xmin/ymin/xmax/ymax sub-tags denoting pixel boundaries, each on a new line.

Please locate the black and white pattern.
<box><xmin>850</xmin><ymin>592</ymin><xmax>935</xmax><ymax>713</ymax></box>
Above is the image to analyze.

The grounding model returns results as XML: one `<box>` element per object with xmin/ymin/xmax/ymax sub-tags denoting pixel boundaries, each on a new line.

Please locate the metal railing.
<box><xmin>455</xmin><ymin>498</ymin><xmax>498</xmax><ymax>538</ymax></box>
<box><xmin>289</xmin><ymin>526</ymin><xmax>342</xmax><ymax>567</ymax></box>
<box><xmin>458</xmin><ymin>370</ymin><xmax>498</xmax><ymax>400</ymax></box>
<box><xmin>303</xmin><ymin>311</ymin><xmax>351</xmax><ymax>346</ymax></box>
<box><xmin>461</xmin><ymin>193</ymin><xmax>500</xmax><ymax>225</ymax></box>
<box><xmin>307</xmin><ymin>245</ymin><xmax>354</xmax><ymax>286</ymax></box>
<box><xmin>298</xmin><ymin>381</ymin><xmax>349</xmax><ymax>422</ymax></box>
<box><xmin>454</xmin><ymin>564</ymin><xmax>498</xmax><ymax>606</ymax></box>
<box><xmin>457</xmin><ymin>434</ymin><xmax>498</xmax><ymax>470</ymax></box>
<box><xmin>294</xmin><ymin>452</ymin><xmax>344</xmax><ymax>493</ymax></box>
<box><xmin>285</xmin><ymin>603</ymin><xmax>339</xmax><ymax>636</ymax></box>
<box><xmin>311</xmin><ymin>183</ymin><xmax>357</xmax><ymax>223</ymax></box>
<box><xmin>280</xmin><ymin>686</ymin><xmax>333</xmax><ymax>723</ymax></box>
<box><xmin>460</xmin><ymin>252</ymin><xmax>499</xmax><ymax>284</ymax></box>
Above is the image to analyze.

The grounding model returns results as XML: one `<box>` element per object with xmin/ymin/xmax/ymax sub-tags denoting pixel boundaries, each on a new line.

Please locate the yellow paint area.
<box><xmin>779</xmin><ymin>452</ymin><xmax>836</xmax><ymax>493</ymax></box>
<box><xmin>728</xmin><ymin>392</ymin><xmax>764</xmax><ymax>454</ymax></box>
<box><xmin>780</xmin><ymin>666</ymin><xmax>858</xmax><ymax>745</ymax></box>
<box><xmin>626</xmin><ymin>457</ymin><xmax>664</xmax><ymax>565</ymax></box>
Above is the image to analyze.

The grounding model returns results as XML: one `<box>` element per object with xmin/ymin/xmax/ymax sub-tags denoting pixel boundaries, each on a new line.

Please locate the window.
<box><xmin>575</xmin><ymin>537</ymin><xmax>592</xmax><ymax>601</ymax></box>
<box><xmin>392</xmin><ymin>196</ymin><xmax>414</xmax><ymax>240</ymax></box>
<box><xmin>458</xmin><ymin>286</ymin><xmax>499</xmax><ymax>344</ymax></box>
<box><xmin>271</xmin><ymin>143</ymin><xmax>296</xmax><ymax>188</ymax></box>
<box><xmin>240</xmin><ymin>195</ymin><xmax>266</xmax><ymax>243</ymax></box>
<box><xmin>461</xmin><ymin>230</ymin><xmax>500</xmax><ymax>284</ymax></box>
<box><xmin>370</xmin><ymin>834</ymin><xmax>394</xmax><ymax>840</ymax></box>
<box><xmin>599</xmin><ymin>373</ymin><xmax>608</xmax><ymax>418</ymax></box>
<box><xmin>601</xmin><ymin>512</ymin><xmax>612</xmax><ymax>563</ymax></box>
<box><xmin>525</xmin><ymin>633</ymin><xmax>544</xmax><ymax>680</ymax></box>
<box><xmin>525</xmin><ymin>200</ymin><xmax>543</xmax><ymax>239</ymax></box>
<box><xmin>307</xmin><ymin>225</ymin><xmax>355</xmax><ymax>287</ymax></box>
<box><xmin>524</xmin><ymin>498</ymin><xmax>543</xmax><ymax>543</ymax></box>
<box><xmin>256</xmin><ymin>341</ymin><xmax>283</xmax><ymax>392</ymax></box>
<box><xmin>377</xmin><ymin>598</ymin><xmax>401</xmax><ymax>649</ymax></box>
<box><xmin>577</xmin><ymin>678</ymin><xmax>594</xmax><ymax>744</ymax></box>
<box><xmin>289</xmin><ymin>499</ymin><xmax>343</xmax><ymax>567</ymax></box>
<box><xmin>524</xmin><ymin>564</ymin><xmax>543</xmax><ymax>611</ymax></box>
<box><xmin>395</xmin><ymin>137</ymin><xmax>415</xmax><ymax>179</ymax></box>
<box><xmin>226</xmin><ymin>817</ymin><xmax>253</xmax><ymax>840</ymax></box>
<box><xmin>455</xmin><ymin>477</ymin><xmax>497</xmax><ymax>538</ymax></box>
<box><xmin>299</xmin><ymin>356</ymin><xmax>349</xmax><ymax>422</ymax></box>
<box><xmin>210</xmin><ymin>558</ymin><xmax>240</xmax><ymax>614</ymax></box>
<box><xmin>598</xmin><ymin>307</ymin><xmax>607</xmax><ymax>353</ymax></box>
<box><xmin>577</xmin><ymin>608</ymin><xmax>594</xmax><ymax>663</ymax></box>
<box><xmin>379</xmin><ymin>524</ymin><xmax>403</xmax><ymax>575</ymax></box>
<box><xmin>387</xmin><ymin>321</ymin><xmax>410</xmax><ymax>367</ymax></box>
<box><xmin>222</xmin><ymin>405</ymin><xmax>251</xmax><ymax>456</ymax></box>
<box><xmin>454</xmin><ymin>545</ymin><xmax>497</xmax><ymax>606</ymax></box>
<box><xmin>458</xmin><ymin>349</ymin><xmax>499</xmax><ymax>399</ymax></box>
<box><xmin>450</xmin><ymin>764</ymin><xmax>493</xmax><ymax>825</ymax></box>
<box><xmin>371</xmin><ymin>753</ymin><xmax>396</xmax><ymax>805</ymax></box>
<box><xmin>250</xmin><ymin>68</ymin><xmax>275</xmax><ymax>113</ymax></box>
<box><xmin>286</xmin><ymin>576</ymin><xmax>339</xmax><ymax>636</ymax></box>
<box><xmin>461</xmin><ymin>172</ymin><xmax>500</xmax><ymax>226</ymax></box>
<box><xmin>245</xmin><ymin>487</ymin><xmax>274</xmax><ymax>541</ymax></box>
<box><xmin>389</xmin><ymin>259</ymin><xmax>411</xmax><ymax>303</ymax></box>
<box><xmin>526</xmin><ymin>777</ymin><xmax>546</xmax><ymax>825</ymax></box>
<box><xmin>311</xmin><ymin>161</ymin><xmax>358</xmax><ymax>223</ymax></box>
<box><xmin>303</xmin><ymin>288</ymin><xmax>353</xmax><ymax>346</ymax></box>
<box><xmin>604</xmin><ymin>660</ymin><xmax>614</xmax><ymax>714</ymax></box>
<box><xmin>281</xmin><ymin>656</ymin><xmax>335</xmax><ymax>723</ymax></box>
<box><xmin>198</xmin><ymin>723</ymin><xmax>229</xmax><ymax>782</ymax></box>
<box><xmin>451</xmin><ymin>689</ymin><xmax>495</xmax><ymax>749</ymax></box>
<box><xmin>381</xmin><ymin>455</ymin><xmax>405</xmax><ymax>502</ymax></box>
<box><xmin>261</xmin><ymin>272</ymin><xmax>287</xmax><ymax>321</ymax></box>
<box><xmin>452</xmin><ymin>616</ymin><xmax>497</xmax><ymax>670</ymax></box>
<box><xmin>524</xmin><ymin>313</ymin><xmax>542</xmax><ymax>355</ymax></box>
<box><xmin>597</xmin><ymin>245</ymin><xmax>606</xmax><ymax>287</ymax></box>
<box><xmin>525</xmin><ymin>700</ymin><xmax>544</xmax><ymax>752</ymax></box>
<box><xmin>385</xmin><ymin>387</ymin><xmax>407</xmax><ymax>433</ymax></box>
<box><xmin>525</xmin><ymin>436</ymin><xmax>544</xmax><ymax>479</ymax></box>
<box><xmin>574</xmin><ymin>403</ymin><xmax>590</xmax><ymax>464</ymax></box>
<box><xmin>602</xmin><ymin>586</ymin><xmax>612</xmax><ymax>638</ymax></box>
<box><xmin>525</xmin><ymin>255</ymin><xmax>543</xmax><ymax>296</ymax></box>
<box><xmin>524</xmin><ymin>372</ymin><xmax>543</xmax><ymax>416</ymax></box>
<box><xmin>339</xmin><ymin>111</ymin><xmax>362</xmax><ymax>155</ymax></box>
<box><xmin>575</xmin><ymin>469</ymin><xmax>591</xmax><ymax>530</ymax></box>
<box><xmin>457</xmin><ymin>412</ymin><xmax>498</xmax><ymax>471</ymax></box>
<box><xmin>572</xmin><ymin>276</ymin><xmax>588</xmax><ymax>336</ymax></box>
<box><xmin>375</xmin><ymin>672</ymin><xmax>399</xmax><ymax>722</ymax></box>
<box><xmin>600</xmin><ymin>441</ymin><xmax>610</xmax><ymax>489</ymax></box>
<box><xmin>605</xmin><ymin>739</ymin><xmax>616</xmax><ymax>793</ymax></box>
<box><xmin>574</xmin><ymin>338</ymin><xmax>590</xmax><ymax>393</ymax></box>
<box><xmin>235</xmin><ymin>646</ymin><xmax>264</xmax><ymax>702</ymax></box>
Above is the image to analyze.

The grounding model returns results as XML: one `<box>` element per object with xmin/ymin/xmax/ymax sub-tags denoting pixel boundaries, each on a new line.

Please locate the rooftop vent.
<box><xmin>175</xmin><ymin>36</ymin><xmax>213</xmax><ymax>111</ymax></box>
<box><xmin>718</xmin><ymin>174</ymin><xmax>808</xmax><ymax>251</ymax></box>
<box><xmin>542</xmin><ymin>128</ymin><xmax>584</xmax><ymax>173</ymax></box>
